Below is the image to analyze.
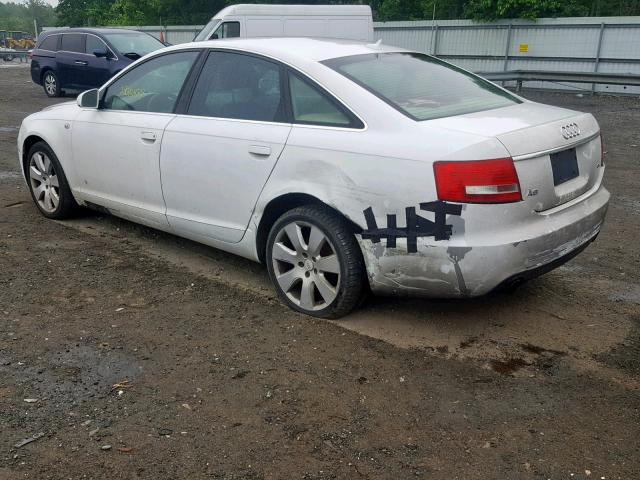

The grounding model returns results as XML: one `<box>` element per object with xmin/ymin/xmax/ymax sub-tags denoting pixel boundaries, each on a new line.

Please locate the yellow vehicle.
<box><xmin>1</xmin><ymin>30</ymin><xmax>15</xmax><ymax>61</ymax></box>
<box><xmin>8</xmin><ymin>31</ymin><xmax>35</xmax><ymax>50</ymax></box>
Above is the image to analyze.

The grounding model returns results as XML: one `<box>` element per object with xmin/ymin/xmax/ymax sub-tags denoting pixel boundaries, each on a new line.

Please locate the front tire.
<box><xmin>26</xmin><ymin>141</ymin><xmax>78</xmax><ymax>219</ymax></box>
<box><xmin>42</xmin><ymin>71</ymin><xmax>61</xmax><ymax>97</ymax></box>
<box><xmin>266</xmin><ymin>205</ymin><xmax>366</xmax><ymax>319</ymax></box>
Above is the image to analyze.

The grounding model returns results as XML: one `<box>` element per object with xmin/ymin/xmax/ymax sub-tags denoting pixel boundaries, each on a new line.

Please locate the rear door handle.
<box><xmin>74</xmin><ymin>60</ymin><xmax>88</xmax><ymax>65</ymax></box>
<box><xmin>248</xmin><ymin>145</ymin><xmax>271</xmax><ymax>156</ymax></box>
<box><xmin>140</xmin><ymin>131</ymin><xmax>157</xmax><ymax>142</ymax></box>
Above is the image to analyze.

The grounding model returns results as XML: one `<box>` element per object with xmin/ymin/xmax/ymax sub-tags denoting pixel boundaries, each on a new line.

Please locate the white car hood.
<box><xmin>41</xmin><ymin>101</ymin><xmax>76</xmax><ymax>112</ymax></box>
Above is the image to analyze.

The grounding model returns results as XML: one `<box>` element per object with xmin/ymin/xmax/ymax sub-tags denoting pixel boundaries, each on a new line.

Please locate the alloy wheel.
<box><xmin>29</xmin><ymin>151</ymin><xmax>60</xmax><ymax>213</ymax></box>
<box><xmin>44</xmin><ymin>74</ymin><xmax>56</xmax><ymax>96</ymax></box>
<box><xmin>271</xmin><ymin>221</ymin><xmax>341</xmax><ymax>312</ymax></box>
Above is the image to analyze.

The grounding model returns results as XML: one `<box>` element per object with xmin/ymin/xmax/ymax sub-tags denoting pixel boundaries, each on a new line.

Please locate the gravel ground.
<box><xmin>0</xmin><ymin>65</ymin><xmax>639</xmax><ymax>479</ymax></box>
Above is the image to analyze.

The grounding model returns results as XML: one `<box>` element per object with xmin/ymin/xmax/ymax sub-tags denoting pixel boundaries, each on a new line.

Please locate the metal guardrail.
<box><xmin>480</xmin><ymin>70</ymin><xmax>640</xmax><ymax>92</ymax></box>
<box><xmin>0</xmin><ymin>49</ymin><xmax>30</xmax><ymax>61</ymax></box>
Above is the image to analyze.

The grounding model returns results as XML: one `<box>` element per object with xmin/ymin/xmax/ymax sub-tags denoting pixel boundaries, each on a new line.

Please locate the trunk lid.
<box><xmin>428</xmin><ymin>101</ymin><xmax>602</xmax><ymax>211</ymax></box>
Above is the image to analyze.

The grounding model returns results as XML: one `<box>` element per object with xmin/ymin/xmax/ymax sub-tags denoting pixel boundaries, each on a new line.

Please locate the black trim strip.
<box><xmin>174</xmin><ymin>49</ymin><xmax>209</xmax><ymax>115</ymax></box>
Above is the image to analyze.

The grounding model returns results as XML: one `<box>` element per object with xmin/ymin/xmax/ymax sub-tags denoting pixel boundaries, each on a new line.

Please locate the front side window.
<box><xmin>323</xmin><ymin>52</ymin><xmax>521</xmax><ymax>121</ymax></box>
<box><xmin>103</xmin><ymin>51</ymin><xmax>199</xmax><ymax>113</ymax></box>
<box><xmin>85</xmin><ymin>35</ymin><xmax>109</xmax><ymax>55</ymax></box>
<box><xmin>212</xmin><ymin>22</ymin><xmax>240</xmax><ymax>39</ymax></box>
<box><xmin>188</xmin><ymin>51</ymin><xmax>285</xmax><ymax>122</ymax></box>
<box><xmin>193</xmin><ymin>19</ymin><xmax>220</xmax><ymax>42</ymax></box>
<box><xmin>288</xmin><ymin>73</ymin><xmax>354</xmax><ymax>127</ymax></box>
<box><xmin>60</xmin><ymin>33</ymin><xmax>84</xmax><ymax>53</ymax></box>
<box><xmin>39</xmin><ymin>35</ymin><xmax>59</xmax><ymax>51</ymax></box>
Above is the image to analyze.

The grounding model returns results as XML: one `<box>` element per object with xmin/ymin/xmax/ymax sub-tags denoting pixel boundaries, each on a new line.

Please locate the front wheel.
<box><xmin>26</xmin><ymin>141</ymin><xmax>79</xmax><ymax>219</ymax></box>
<box><xmin>42</xmin><ymin>71</ymin><xmax>61</xmax><ymax>97</ymax></box>
<box><xmin>266</xmin><ymin>205</ymin><xmax>366</xmax><ymax>319</ymax></box>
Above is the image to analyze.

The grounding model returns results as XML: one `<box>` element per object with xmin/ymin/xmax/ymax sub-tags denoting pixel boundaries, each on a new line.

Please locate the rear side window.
<box><xmin>38</xmin><ymin>35</ymin><xmax>58</xmax><ymax>51</ymax></box>
<box><xmin>288</xmin><ymin>72</ymin><xmax>356</xmax><ymax>128</ymax></box>
<box><xmin>323</xmin><ymin>52</ymin><xmax>521</xmax><ymax>121</ymax></box>
<box><xmin>103</xmin><ymin>51</ymin><xmax>199</xmax><ymax>113</ymax></box>
<box><xmin>60</xmin><ymin>34</ymin><xmax>85</xmax><ymax>53</ymax></box>
<box><xmin>187</xmin><ymin>51</ymin><xmax>285</xmax><ymax>122</ymax></box>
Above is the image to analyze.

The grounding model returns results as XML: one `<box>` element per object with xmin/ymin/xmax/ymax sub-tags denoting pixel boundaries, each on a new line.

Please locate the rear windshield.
<box><xmin>103</xmin><ymin>32</ymin><xmax>164</xmax><ymax>56</ymax></box>
<box><xmin>323</xmin><ymin>52</ymin><xmax>521</xmax><ymax>121</ymax></box>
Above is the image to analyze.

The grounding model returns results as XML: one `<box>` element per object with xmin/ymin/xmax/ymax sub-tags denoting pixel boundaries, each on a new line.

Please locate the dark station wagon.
<box><xmin>31</xmin><ymin>28</ymin><xmax>165</xmax><ymax>97</ymax></box>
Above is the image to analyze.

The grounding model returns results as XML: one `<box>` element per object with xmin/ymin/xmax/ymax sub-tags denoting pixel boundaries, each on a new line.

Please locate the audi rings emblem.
<box><xmin>561</xmin><ymin>122</ymin><xmax>581</xmax><ymax>139</ymax></box>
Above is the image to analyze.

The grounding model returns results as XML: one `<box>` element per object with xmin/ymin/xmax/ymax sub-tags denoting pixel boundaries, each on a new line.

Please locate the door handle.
<box><xmin>140</xmin><ymin>131</ymin><xmax>157</xmax><ymax>143</ymax></box>
<box><xmin>248</xmin><ymin>145</ymin><xmax>271</xmax><ymax>157</ymax></box>
<box><xmin>74</xmin><ymin>60</ymin><xmax>88</xmax><ymax>65</ymax></box>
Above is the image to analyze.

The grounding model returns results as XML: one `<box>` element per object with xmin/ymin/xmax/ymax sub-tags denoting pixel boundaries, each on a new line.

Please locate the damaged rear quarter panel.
<box><xmin>254</xmin><ymin>120</ymin><xmax>512</xmax><ymax>295</ymax></box>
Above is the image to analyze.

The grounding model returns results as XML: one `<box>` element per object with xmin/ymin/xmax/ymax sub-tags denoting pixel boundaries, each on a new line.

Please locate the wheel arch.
<box><xmin>255</xmin><ymin>192</ymin><xmax>363</xmax><ymax>264</ymax></box>
<box><xmin>39</xmin><ymin>66</ymin><xmax>53</xmax><ymax>83</ymax></box>
<box><xmin>22</xmin><ymin>135</ymin><xmax>47</xmax><ymax>176</ymax></box>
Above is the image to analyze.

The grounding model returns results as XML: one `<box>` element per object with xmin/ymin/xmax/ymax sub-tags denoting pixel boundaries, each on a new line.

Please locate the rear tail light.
<box><xmin>433</xmin><ymin>158</ymin><xmax>522</xmax><ymax>204</ymax></box>
<box><xmin>600</xmin><ymin>134</ymin><xmax>605</xmax><ymax>167</ymax></box>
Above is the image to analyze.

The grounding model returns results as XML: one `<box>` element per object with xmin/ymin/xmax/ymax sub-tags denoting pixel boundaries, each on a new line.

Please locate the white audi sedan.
<box><xmin>18</xmin><ymin>38</ymin><xmax>609</xmax><ymax>318</ymax></box>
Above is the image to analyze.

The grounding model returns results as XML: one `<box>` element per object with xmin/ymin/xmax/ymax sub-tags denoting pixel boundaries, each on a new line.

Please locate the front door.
<box><xmin>83</xmin><ymin>34</ymin><xmax>115</xmax><ymax>88</ymax></box>
<box><xmin>72</xmin><ymin>50</ymin><xmax>201</xmax><ymax>228</ymax></box>
<box><xmin>160</xmin><ymin>50</ymin><xmax>291</xmax><ymax>243</ymax></box>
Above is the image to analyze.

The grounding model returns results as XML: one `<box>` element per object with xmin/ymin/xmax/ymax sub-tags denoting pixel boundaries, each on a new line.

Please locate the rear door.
<box><xmin>160</xmin><ymin>50</ymin><xmax>291</xmax><ymax>243</ymax></box>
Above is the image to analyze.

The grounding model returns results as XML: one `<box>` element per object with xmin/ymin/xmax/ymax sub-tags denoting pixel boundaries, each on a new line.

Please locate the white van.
<box><xmin>193</xmin><ymin>4</ymin><xmax>374</xmax><ymax>43</ymax></box>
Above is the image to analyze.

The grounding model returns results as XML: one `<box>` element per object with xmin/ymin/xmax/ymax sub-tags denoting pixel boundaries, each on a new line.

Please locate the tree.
<box><xmin>0</xmin><ymin>0</ymin><xmax>56</xmax><ymax>33</ymax></box>
<box><xmin>53</xmin><ymin>0</ymin><xmax>640</xmax><ymax>28</ymax></box>
<box><xmin>464</xmin><ymin>0</ymin><xmax>588</xmax><ymax>20</ymax></box>
<box><xmin>55</xmin><ymin>0</ymin><xmax>111</xmax><ymax>27</ymax></box>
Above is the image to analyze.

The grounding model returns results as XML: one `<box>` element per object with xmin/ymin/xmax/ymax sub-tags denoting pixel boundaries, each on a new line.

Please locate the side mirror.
<box><xmin>211</xmin><ymin>33</ymin><xmax>219</xmax><ymax>40</ymax></box>
<box><xmin>93</xmin><ymin>48</ymin><xmax>108</xmax><ymax>58</ymax></box>
<box><xmin>77</xmin><ymin>89</ymin><xmax>99</xmax><ymax>109</ymax></box>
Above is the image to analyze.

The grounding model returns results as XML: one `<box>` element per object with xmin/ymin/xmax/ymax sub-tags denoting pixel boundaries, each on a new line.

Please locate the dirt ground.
<box><xmin>1</xmin><ymin>63</ymin><xmax>639</xmax><ymax>479</ymax></box>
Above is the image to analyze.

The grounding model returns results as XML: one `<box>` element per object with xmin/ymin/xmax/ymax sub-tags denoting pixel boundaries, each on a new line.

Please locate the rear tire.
<box><xmin>25</xmin><ymin>141</ymin><xmax>79</xmax><ymax>219</ymax></box>
<box><xmin>266</xmin><ymin>204</ymin><xmax>366</xmax><ymax>319</ymax></box>
<box><xmin>42</xmin><ymin>71</ymin><xmax>61</xmax><ymax>97</ymax></box>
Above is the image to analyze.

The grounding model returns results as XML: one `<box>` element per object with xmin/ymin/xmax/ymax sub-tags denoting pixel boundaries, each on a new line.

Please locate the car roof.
<box><xmin>41</xmin><ymin>28</ymin><xmax>148</xmax><ymax>36</ymax></box>
<box><xmin>167</xmin><ymin>37</ymin><xmax>408</xmax><ymax>64</ymax></box>
<box><xmin>211</xmin><ymin>4</ymin><xmax>372</xmax><ymax>19</ymax></box>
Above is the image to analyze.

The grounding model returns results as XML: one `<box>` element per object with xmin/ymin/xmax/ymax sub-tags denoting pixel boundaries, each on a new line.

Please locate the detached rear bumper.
<box><xmin>357</xmin><ymin>184</ymin><xmax>609</xmax><ymax>298</ymax></box>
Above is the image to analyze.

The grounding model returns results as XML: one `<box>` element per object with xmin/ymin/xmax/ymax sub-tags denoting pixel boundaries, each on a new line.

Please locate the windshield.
<box><xmin>323</xmin><ymin>52</ymin><xmax>521</xmax><ymax>121</ymax></box>
<box><xmin>193</xmin><ymin>19</ymin><xmax>220</xmax><ymax>42</ymax></box>
<box><xmin>103</xmin><ymin>32</ymin><xmax>164</xmax><ymax>56</ymax></box>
